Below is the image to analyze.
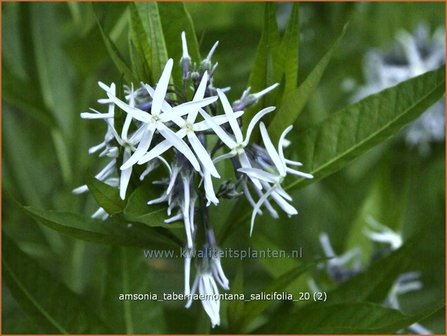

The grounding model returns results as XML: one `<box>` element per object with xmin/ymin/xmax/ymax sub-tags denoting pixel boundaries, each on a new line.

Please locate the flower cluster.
<box><xmin>75</xmin><ymin>32</ymin><xmax>312</xmax><ymax>326</ymax></box>
<box><xmin>346</xmin><ymin>23</ymin><xmax>445</xmax><ymax>154</ymax></box>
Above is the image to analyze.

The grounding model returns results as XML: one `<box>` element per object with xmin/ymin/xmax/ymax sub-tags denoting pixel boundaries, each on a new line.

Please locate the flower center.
<box><xmin>183</xmin><ymin>122</ymin><xmax>194</xmax><ymax>133</ymax></box>
<box><xmin>234</xmin><ymin>143</ymin><xmax>245</xmax><ymax>154</ymax></box>
<box><xmin>150</xmin><ymin>115</ymin><xmax>160</xmax><ymax>123</ymax></box>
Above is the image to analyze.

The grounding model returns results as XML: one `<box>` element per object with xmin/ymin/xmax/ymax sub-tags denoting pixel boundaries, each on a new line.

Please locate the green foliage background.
<box><xmin>2</xmin><ymin>2</ymin><xmax>445</xmax><ymax>334</ymax></box>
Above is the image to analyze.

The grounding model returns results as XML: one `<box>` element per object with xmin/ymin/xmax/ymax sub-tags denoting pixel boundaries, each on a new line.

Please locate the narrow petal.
<box><xmin>158</xmin><ymin>124</ymin><xmax>201</xmax><ymax>172</ymax></box>
<box><xmin>188</xmin><ymin>133</ymin><xmax>220</xmax><ymax>178</ymax></box>
<box><xmin>286</xmin><ymin>167</ymin><xmax>314</xmax><ymax>179</ymax></box>
<box><xmin>203</xmin><ymin>171</ymin><xmax>219</xmax><ymax>205</ymax></box>
<box><xmin>238</xmin><ymin>153</ymin><xmax>262</xmax><ymax>190</ymax></box>
<box><xmin>212</xmin><ymin>258</ymin><xmax>229</xmax><ymax>290</ymax></box>
<box><xmin>270</xmin><ymin>190</ymin><xmax>297</xmax><ymax>216</ymax></box>
<box><xmin>238</xmin><ymin>167</ymin><xmax>277</xmax><ymax>184</ymax></box>
<box><xmin>252</xmin><ymin>82</ymin><xmax>279</xmax><ymax>101</ymax></box>
<box><xmin>182</xmin><ymin>177</ymin><xmax>193</xmax><ymax>248</ymax></box>
<box><xmin>242</xmin><ymin>182</ymin><xmax>261</xmax><ymax>214</ymax></box>
<box><xmin>250</xmin><ymin>187</ymin><xmax>275</xmax><ymax>236</ymax></box>
<box><xmin>143</xmin><ymin>83</ymin><xmax>173</xmax><ymax>114</ymax></box>
<box><xmin>96</xmin><ymin>160</ymin><xmax>116</xmax><ymax>180</ymax></box>
<box><xmin>166</xmin><ymin>167</ymin><xmax>180</xmax><ymax>195</ymax></box>
<box><xmin>185</xmin><ymin>275</ymin><xmax>199</xmax><ymax>308</ymax></box>
<box><xmin>274</xmin><ymin>184</ymin><xmax>292</xmax><ymax>201</ymax></box>
<box><xmin>285</xmin><ymin>158</ymin><xmax>303</xmax><ymax>166</ymax></box>
<box><xmin>119</xmin><ymin>151</ymin><xmax>132</xmax><ymax>200</ymax></box>
<box><xmin>121</xmin><ymin>124</ymin><xmax>155</xmax><ymax>170</ymax></box>
<box><xmin>244</xmin><ymin>106</ymin><xmax>275</xmax><ymax>145</ymax></box>
<box><xmin>259</xmin><ymin>122</ymin><xmax>285</xmax><ymax>175</ymax></box>
<box><xmin>106</xmin><ymin>93</ymin><xmax>151</xmax><ymax>123</ymax></box>
<box><xmin>184</xmin><ymin>252</ymin><xmax>191</xmax><ymax>296</ymax></box>
<box><xmin>198</xmin><ymin>108</ymin><xmax>236</xmax><ymax>148</ymax></box>
<box><xmin>255</xmin><ymin>184</ymin><xmax>278</xmax><ymax>218</ymax></box>
<box><xmin>277</xmin><ymin>125</ymin><xmax>293</xmax><ymax>163</ymax></box>
<box><xmin>88</xmin><ymin>141</ymin><xmax>106</xmax><ymax>155</ymax></box>
<box><xmin>72</xmin><ymin>185</ymin><xmax>88</xmax><ymax>194</ymax></box>
<box><xmin>187</xmin><ymin>71</ymin><xmax>209</xmax><ymax>123</ymax></box>
<box><xmin>138</xmin><ymin>139</ymin><xmax>172</xmax><ymax>165</ymax></box>
<box><xmin>121</xmin><ymin>113</ymin><xmax>134</xmax><ymax>141</ymax></box>
<box><xmin>213</xmin><ymin>151</ymin><xmax>235</xmax><ymax>164</ymax></box>
<box><xmin>81</xmin><ymin>108</ymin><xmax>113</xmax><ymax>119</ymax></box>
<box><xmin>148</xmin><ymin>193</ymin><xmax>169</xmax><ymax>205</ymax></box>
<box><xmin>217</xmin><ymin>89</ymin><xmax>243</xmax><ymax>143</ymax></box>
<box><xmin>164</xmin><ymin>96</ymin><xmax>218</xmax><ymax>122</ymax></box>
<box><xmin>152</xmin><ymin>59</ymin><xmax>174</xmax><ymax>116</ymax></box>
<box><xmin>194</xmin><ymin>111</ymin><xmax>244</xmax><ymax>132</ymax></box>
<box><xmin>181</xmin><ymin>31</ymin><xmax>190</xmax><ymax>60</ymax></box>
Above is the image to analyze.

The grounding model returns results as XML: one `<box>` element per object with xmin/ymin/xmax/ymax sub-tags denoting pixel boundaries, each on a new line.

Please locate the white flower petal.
<box><xmin>270</xmin><ymin>191</ymin><xmax>297</xmax><ymax>216</ymax></box>
<box><xmin>203</xmin><ymin>170</ymin><xmax>219</xmax><ymax>205</ymax></box>
<box><xmin>106</xmin><ymin>93</ymin><xmax>151</xmax><ymax>123</ymax></box>
<box><xmin>119</xmin><ymin>150</ymin><xmax>132</xmax><ymax>200</ymax></box>
<box><xmin>250</xmin><ymin>187</ymin><xmax>275</xmax><ymax>236</ymax></box>
<box><xmin>244</xmin><ymin>106</ymin><xmax>275</xmax><ymax>145</ymax></box>
<box><xmin>238</xmin><ymin>167</ymin><xmax>277</xmax><ymax>184</ymax></box>
<box><xmin>217</xmin><ymin>89</ymin><xmax>243</xmax><ymax>143</ymax></box>
<box><xmin>138</xmin><ymin>139</ymin><xmax>172</xmax><ymax>165</ymax></box>
<box><xmin>182</xmin><ymin>177</ymin><xmax>193</xmax><ymax>248</ymax></box>
<box><xmin>188</xmin><ymin>133</ymin><xmax>219</xmax><ymax>178</ymax></box>
<box><xmin>254</xmin><ymin>184</ymin><xmax>278</xmax><ymax>218</ymax></box>
<box><xmin>120</xmin><ymin>124</ymin><xmax>155</xmax><ymax>170</ymax></box>
<box><xmin>242</xmin><ymin>182</ymin><xmax>261</xmax><ymax>214</ymax></box>
<box><xmin>72</xmin><ymin>185</ymin><xmax>88</xmax><ymax>194</ymax></box>
<box><xmin>185</xmin><ymin>275</ymin><xmax>199</xmax><ymax>308</ymax></box>
<box><xmin>164</xmin><ymin>96</ymin><xmax>218</xmax><ymax>123</ymax></box>
<box><xmin>181</xmin><ymin>31</ymin><xmax>190</xmax><ymax>60</ymax></box>
<box><xmin>285</xmin><ymin>167</ymin><xmax>314</xmax><ymax>179</ymax></box>
<box><xmin>152</xmin><ymin>59</ymin><xmax>174</xmax><ymax>116</ymax></box>
<box><xmin>157</xmin><ymin>125</ymin><xmax>201</xmax><ymax>171</ymax></box>
<box><xmin>194</xmin><ymin>111</ymin><xmax>244</xmax><ymax>132</ymax></box>
<box><xmin>96</xmin><ymin>159</ymin><xmax>117</xmax><ymax>180</ymax></box>
<box><xmin>213</xmin><ymin>151</ymin><xmax>235</xmax><ymax>164</ymax></box>
<box><xmin>238</xmin><ymin>153</ymin><xmax>262</xmax><ymax>190</ymax></box>
<box><xmin>278</xmin><ymin>125</ymin><xmax>293</xmax><ymax>163</ymax></box>
<box><xmin>259</xmin><ymin>122</ymin><xmax>285</xmax><ymax>176</ymax></box>
<box><xmin>187</xmin><ymin>71</ymin><xmax>209</xmax><ymax>123</ymax></box>
<box><xmin>198</xmin><ymin>109</ymin><xmax>236</xmax><ymax>148</ymax></box>
<box><xmin>285</xmin><ymin>158</ymin><xmax>303</xmax><ymax>166</ymax></box>
<box><xmin>252</xmin><ymin>83</ymin><xmax>279</xmax><ymax>101</ymax></box>
<box><xmin>184</xmin><ymin>252</ymin><xmax>191</xmax><ymax>296</ymax></box>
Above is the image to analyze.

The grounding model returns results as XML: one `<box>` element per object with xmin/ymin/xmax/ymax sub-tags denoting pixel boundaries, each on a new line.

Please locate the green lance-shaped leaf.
<box><xmin>22</xmin><ymin>206</ymin><xmax>181</xmax><ymax>249</ymax></box>
<box><xmin>95</xmin><ymin>10</ymin><xmax>136</xmax><ymax>84</ymax></box>
<box><xmin>129</xmin><ymin>3</ymin><xmax>153</xmax><ymax>82</ymax></box>
<box><xmin>286</xmin><ymin>66</ymin><xmax>445</xmax><ymax>192</ymax></box>
<box><xmin>86</xmin><ymin>175</ymin><xmax>125</xmax><ymax>215</ymax></box>
<box><xmin>261</xmin><ymin>302</ymin><xmax>443</xmax><ymax>334</ymax></box>
<box><xmin>131</xmin><ymin>2</ymin><xmax>168</xmax><ymax>83</ymax></box>
<box><xmin>276</xmin><ymin>2</ymin><xmax>300</xmax><ymax>97</ymax></box>
<box><xmin>2</xmin><ymin>233</ymin><xmax>111</xmax><ymax>333</ymax></box>
<box><xmin>158</xmin><ymin>2</ymin><xmax>201</xmax><ymax>86</ymax></box>
<box><xmin>243</xmin><ymin>2</ymin><xmax>280</xmax><ymax>127</ymax></box>
<box><xmin>102</xmin><ymin>247</ymin><xmax>166</xmax><ymax>333</ymax></box>
<box><xmin>268</xmin><ymin>23</ymin><xmax>347</xmax><ymax>142</ymax></box>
